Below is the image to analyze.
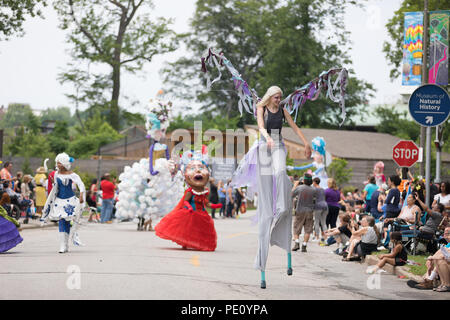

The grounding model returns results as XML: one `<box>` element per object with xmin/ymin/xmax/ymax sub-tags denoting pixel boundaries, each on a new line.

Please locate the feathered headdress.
<box><xmin>179</xmin><ymin>145</ymin><xmax>209</xmax><ymax>172</ymax></box>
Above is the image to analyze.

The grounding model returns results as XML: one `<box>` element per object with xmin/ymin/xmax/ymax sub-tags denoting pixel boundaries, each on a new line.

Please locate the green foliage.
<box><xmin>68</xmin><ymin>113</ymin><xmax>122</xmax><ymax>158</ymax></box>
<box><xmin>0</xmin><ymin>0</ymin><xmax>47</xmax><ymax>40</ymax></box>
<box><xmin>374</xmin><ymin>105</ymin><xmax>420</xmax><ymax>141</ymax></box>
<box><xmin>0</xmin><ymin>103</ymin><xmax>34</xmax><ymax>129</ymax></box>
<box><xmin>53</xmin><ymin>0</ymin><xmax>179</xmax><ymax>130</ymax></box>
<box><xmin>21</xmin><ymin>157</ymin><xmax>32</xmax><ymax>175</ymax></box>
<box><xmin>383</xmin><ymin>0</ymin><xmax>446</xmax><ymax>80</ymax></box>
<box><xmin>120</xmin><ymin>110</ymin><xmax>145</xmax><ymax>128</ymax></box>
<box><xmin>2</xmin><ymin>105</ymin><xmax>122</xmax><ymax>160</ymax></box>
<box><xmin>327</xmin><ymin>158</ymin><xmax>353</xmax><ymax>186</ymax></box>
<box><xmin>5</xmin><ymin>124</ymin><xmax>53</xmax><ymax>158</ymax></box>
<box><xmin>162</xmin><ymin>0</ymin><xmax>374</xmax><ymax>128</ymax></box>
<box><xmin>72</xmin><ymin>167</ymin><xmax>96</xmax><ymax>191</ymax></box>
<box><xmin>47</xmin><ymin>121</ymin><xmax>70</xmax><ymax>154</ymax></box>
<box><xmin>40</xmin><ymin>107</ymin><xmax>76</xmax><ymax>126</ymax></box>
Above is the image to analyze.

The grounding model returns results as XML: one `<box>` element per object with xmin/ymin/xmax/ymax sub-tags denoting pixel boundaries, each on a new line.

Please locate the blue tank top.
<box><xmin>56</xmin><ymin>178</ymin><xmax>75</xmax><ymax>199</ymax></box>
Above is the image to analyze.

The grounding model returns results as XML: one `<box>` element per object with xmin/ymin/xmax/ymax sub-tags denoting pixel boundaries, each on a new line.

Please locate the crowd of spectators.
<box><xmin>208</xmin><ymin>178</ymin><xmax>247</xmax><ymax>219</ymax></box>
<box><xmin>0</xmin><ymin>161</ymin><xmax>119</xmax><ymax>225</ymax></box>
<box><xmin>289</xmin><ymin>167</ymin><xmax>449</xmax><ymax>293</ymax></box>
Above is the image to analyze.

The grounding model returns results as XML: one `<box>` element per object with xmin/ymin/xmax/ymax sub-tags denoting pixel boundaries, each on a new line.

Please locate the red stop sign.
<box><xmin>392</xmin><ymin>140</ymin><xmax>420</xmax><ymax>167</ymax></box>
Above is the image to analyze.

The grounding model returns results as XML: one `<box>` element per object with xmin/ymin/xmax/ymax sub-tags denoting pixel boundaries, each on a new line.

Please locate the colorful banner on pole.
<box><xmin>429</xmin><ymin>10</ymin><xmax>449</xmax><ymax>86</ymax></box>
<box><xmin>403</xmin><ymin>12</ymin><xmax>424</xmax><ymax>86</ymax></box>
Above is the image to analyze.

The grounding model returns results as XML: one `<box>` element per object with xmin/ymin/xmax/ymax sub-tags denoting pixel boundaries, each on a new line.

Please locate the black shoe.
<box><xmin>287</xmin><ymin>268</ymin><xmax>293</xmax><ymax>276</ymax></box>
<box><xmin>23</xmin><ymin>218</ymin><xmax>29</xmax><ymax>224</ymax></box>
<box><xmin>260</xmin><ymin>280</ymin><xmax>266</xmax><ymax>289</ymax></box>
<box><xmin>301</xmin><ymin>245</ymin><xmax>307</xmax><ymax>252</ymax></box>
<box><xmin>292</xmin><ymin>243</ymin><xmax>300</xmax><ymax>251</ymax></box>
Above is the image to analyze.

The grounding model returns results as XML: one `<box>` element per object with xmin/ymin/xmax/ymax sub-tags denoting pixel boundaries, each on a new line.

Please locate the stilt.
<box><xmin>287</xmin><ymin>252</ymin><xmax>292</xmax><ymax>275</ymax></box>
<box><xmin>58</xmin><ymin>232</ymin><xmax>66</xmax><ymax>253</ymax></box>
<box><xmin>260</xmin><ymin>271</ymin><xmax>266</xmax><ymax>289</ymax></box>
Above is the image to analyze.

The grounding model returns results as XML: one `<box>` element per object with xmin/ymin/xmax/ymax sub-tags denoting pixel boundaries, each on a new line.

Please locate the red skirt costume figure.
<box><xmin>155</xmin><ymin>151</ymin><xmax>222</xmax><ymax>251</ymax></box>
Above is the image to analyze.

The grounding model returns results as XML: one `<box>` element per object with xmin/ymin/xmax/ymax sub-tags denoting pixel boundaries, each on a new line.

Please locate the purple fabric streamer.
<box><xmin>202</xmin><ymin>47</ymin><xmax>348</xmax><ymax>125</ymax></box>
<box><xmin>149</xmin><ymin>143</ymin><xmax>158</xmax><ymax>176</ymax></box>
<box><xmin>149</xmin><ymin>142</ymin><xmax>170</xmax><ymax>176</ymax></box>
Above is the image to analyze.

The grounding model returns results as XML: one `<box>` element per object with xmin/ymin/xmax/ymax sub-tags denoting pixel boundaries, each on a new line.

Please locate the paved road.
<box><xmin>0</xmin><ymin>210</ymin><xmax>447</xmax><ymax>300</ymax></box>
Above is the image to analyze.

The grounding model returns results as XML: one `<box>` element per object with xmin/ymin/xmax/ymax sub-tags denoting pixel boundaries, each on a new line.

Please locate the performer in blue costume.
<box><xmin>287</xmin><ymin>136</ymin><xmax>331</xmax><ymax>189</ymax></box>
<box><xmin>42</xmin><ymin>153</ymin><xmax>86</xmax><ymax>253</ymax></box>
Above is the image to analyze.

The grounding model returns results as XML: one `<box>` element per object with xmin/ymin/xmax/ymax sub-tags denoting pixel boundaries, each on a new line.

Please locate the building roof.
<box><xmin>245</xmin><ymin>125</ymin><xmax>450</xmax><ymax>161</ymax></box>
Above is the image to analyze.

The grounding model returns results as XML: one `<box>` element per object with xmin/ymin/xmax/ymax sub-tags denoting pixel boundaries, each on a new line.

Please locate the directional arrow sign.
<box><xmin>409</xmin><ymin>84</ymin><xmax>450</xmax><ymax>127</ymax></box>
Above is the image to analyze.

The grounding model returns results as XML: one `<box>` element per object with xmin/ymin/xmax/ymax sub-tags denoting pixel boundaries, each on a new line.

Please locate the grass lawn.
<box><xmin>372</xmin><ymin>250</ymin><xmax>428</xmax><ymax>276</ymax></box>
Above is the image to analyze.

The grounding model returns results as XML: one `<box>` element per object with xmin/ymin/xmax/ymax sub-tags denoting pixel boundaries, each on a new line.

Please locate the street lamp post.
<box><xmin>420</xmin><ymin>0</ymin><xmax>429</xmax><ymax>178</ymax></box>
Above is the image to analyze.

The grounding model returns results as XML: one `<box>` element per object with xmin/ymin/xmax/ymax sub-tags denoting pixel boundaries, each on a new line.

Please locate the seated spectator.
<box><xmin>432</xmin><ymin>181</ymin><xmax>450</xmax><ymax>212</ymax></box>
<box><xmin>324</xmin><ymin>213</ymin><xmax>352</xmax><ymax>255</ymax></box>
<box><xmin>406</xmin><ymin>194</ymin><xmax>444</xmax><ymax>241</ymax></box>
<box><xmin>412</xmin><ymin>227</ymin><xmax>450</xmax><ymax>292</ymax></box>
<box><xmin>366</xmin><ymin>231</ymin><xmax>407</xmax><ymax>274</ymax></box>
<box><xmin>393</xmin><ymin>194</ymin><xmax>422</xmax><ymax>229</ymax></box>
<box><xmin>343</xmin><ymin>215</ymin><xmax>380</xmax><ymax>261</ymax></box>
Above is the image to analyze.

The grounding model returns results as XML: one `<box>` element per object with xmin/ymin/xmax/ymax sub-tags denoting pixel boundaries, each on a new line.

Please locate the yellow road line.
<box><xmin>190</xmin><ymin>255</ymin><xmax>200</xmax><ymax>267</ymax></box>
<box><xmin>225</xmin><ymin>232</ymin><xmax>250</xmax><ymax>239</ymax></box>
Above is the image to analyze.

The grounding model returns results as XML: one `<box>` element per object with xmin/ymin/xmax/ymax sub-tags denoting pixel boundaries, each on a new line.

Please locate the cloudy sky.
<box><xmin>0</xmin><ymin>0</ymin><xmax>406</xmax><ymax>116</ymax></box>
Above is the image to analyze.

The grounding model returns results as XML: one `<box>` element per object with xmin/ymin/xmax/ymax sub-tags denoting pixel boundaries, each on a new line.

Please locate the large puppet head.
<box><xmin>180</xmin><ymin>146</ymin><xmax>210</xmax><ymax>189</ymax></box>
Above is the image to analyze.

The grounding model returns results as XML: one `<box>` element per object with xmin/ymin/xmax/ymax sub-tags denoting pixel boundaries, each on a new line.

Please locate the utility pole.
<box><xmin>420</xmin><ymin>0</ymin><xmax>429</xmax><ymax>177</ymax></box>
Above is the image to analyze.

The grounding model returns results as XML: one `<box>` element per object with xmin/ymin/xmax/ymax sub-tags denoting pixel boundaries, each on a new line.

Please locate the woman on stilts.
<box><xmin>253</xmin><ymin>86</ymin><xmax>311</xmax><ymax>288</ymax></box>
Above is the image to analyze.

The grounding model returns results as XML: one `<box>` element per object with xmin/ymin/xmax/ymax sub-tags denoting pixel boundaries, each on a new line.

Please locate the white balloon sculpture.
<box><xmin>115</xmin><ymin>91</ymin><xmax>185</xmax><ymax>228</ymax></box>
<box><xmin>116</xmin><ymin>158</ymin><xmax>184</xmax><ymax>222</ymax></box>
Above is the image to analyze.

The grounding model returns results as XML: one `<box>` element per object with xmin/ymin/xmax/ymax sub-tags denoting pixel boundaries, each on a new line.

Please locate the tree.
<box><xmin>327</xmin><ymin>158</ymin><xmax>353</xmax><ymax>186</ymax></box>
<box><xmin>48</xmin><ymin>120</ymin><xmax>70</xmax><ymax>154</ymax></box>
<box><xmin>67</xmin><ymin>112</ymin><xmax>122</xmax><ymax>158</ymax></box>
<box><xmin>162</xmin><ymin>0</ymin><xmax>374</xmax><ymax>129</ymax></box>
<box><xmin>5</xmin><ymin>125</ymin><xmax>53</xmax><ymax>158</ymax></box>
<box><xmin>373</xmin><ymin>105</ymin><xmax>421</xmax><ymax>141</ymax></box>
<box><xmin>54</xmin><ymin>0</ymin><xmax>178</xmax><ymax>130</ymax></box>
<box><xmin>0</xmin><ymin>103</ymin><xmax>34</xmax><ymax>129</ymax></box>
<box><xmin>40</xmin><ymin>106</ymin><xmax>76</xmax><ymax>126</ymax></box>
<box><xmin>383</xmin><ymin>0</ymin><xmax>445</xmax><ymax>81</ymax></box>
<box><xmin>0</xmin><ymin>0</ymin><xmax>47</xmax><ymax>40</ymax></box>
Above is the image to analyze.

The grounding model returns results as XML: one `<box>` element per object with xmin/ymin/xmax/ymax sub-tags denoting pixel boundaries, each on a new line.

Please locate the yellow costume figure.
<box><xmin>34</xmin><ymin>167</ymin><xmax>47</xmax><ymax>208</ymax></box>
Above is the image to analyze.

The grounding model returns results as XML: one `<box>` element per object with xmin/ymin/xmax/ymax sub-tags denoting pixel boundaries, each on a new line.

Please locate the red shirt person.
<box><xmin>100</xmin><ymin>174</ymin><xmax>116</xmax><ymax>200</ymax></box>
<box><xmin>100</xmin><ymin>173</ymin><xmax>116</xmax><ymax>223</ymax></box>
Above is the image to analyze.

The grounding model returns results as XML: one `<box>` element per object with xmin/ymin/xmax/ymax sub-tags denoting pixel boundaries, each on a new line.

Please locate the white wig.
<box><xmin>55</xmin><ymin>152</ymin><xmax>73</xmax><ymax>170</ymax></box>
<box><xmin>256</xmin><ymin>86</ymin><xmax>283</xmax><ymax>108</ymax></box>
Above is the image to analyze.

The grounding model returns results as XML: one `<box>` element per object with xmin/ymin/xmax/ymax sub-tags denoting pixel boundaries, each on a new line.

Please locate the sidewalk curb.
<box><xmin>19</xmin><ymin>222</ymin><xmax>58</xmax><ymax>231</ymax></box>
<box><xmin>365</xmin><ymin>255</ymin><xmax>423</xmax><ymax>282</ymax></box>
